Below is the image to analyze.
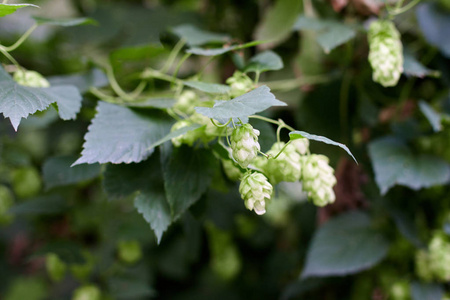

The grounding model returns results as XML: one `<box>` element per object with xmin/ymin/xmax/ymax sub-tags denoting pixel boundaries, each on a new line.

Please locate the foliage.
<box><xmin>0</xmin><ymin>0</ymin><xmax>450</xmax><ymax>299</ymax></box>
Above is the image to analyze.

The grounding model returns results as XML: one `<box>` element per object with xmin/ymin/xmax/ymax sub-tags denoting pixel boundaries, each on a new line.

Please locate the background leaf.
<box><xmin>289</xmin><ymin>130</ymin><xmax>356</xmax><ymax>162</ymax></box>
<box><xmin>244</xmin><ymin>50</ymin><xmax>283</xmax><ymax>73</ymax></box>
<box><xmin>184</xmin><ymin>81</ymin><xmax>231</xmax><ymax>94</ymax></box>
<box><xmin>403</xmin><ymin>52</ymin><xmax>440</xmax><ymax>78</ymax></box>
<box><xmin>32</xmin><ymin>17</ymin><xmax>97</xmax><ymax>27</ymax></box>
<box><xmin>42</xmin><ymin>156</ymin><xmax>101</xmax><ymax>190</ymax></box>
<box><xmin>301</xmin><ymin>211</ymin><xmax>389</xmax><ymax>278</ymax></box>
<box><xmin>368</xmin><ymin>137</ymin><xmax>450</xmax><ymax>195</ymax></box>
<box><xmin>161</xmin><ymin>144</ymin><xmax>217</xmax><ymax>220</ymax></box>
<box><xmin>293</xmin><ymin>16</ymin><xmax>356</xmax><ymax>53</ymax></box>
<box><xmin>48</xmin><ymin>69</ymin><xmax>108</xmax><ymax>94</ymax></box>
<box><xmin>73</xmin><ymin>102</ymin><xmax>173</xmax><ymax>165</ymax></box>
<box><xmin>195</xmin><ymin>85</ymin><xmax>286</xmax><ymax>121</ymax></box>
<box><xmin>411</xmin><ymin>281</ymin><xmax>444</xmax><ymax>300</ymax></box>
<box><xmin>9</xmin><ymin>195</ymin><xmax>68</xmax><ymax>215</ymax></box>
<box><xmin>254</xmin><ymin>0</ymin><xmax>302</xmax><ymax>49</ymax></box>
<box><xmin>419</xmin><ymin>101</ymin><xmax>442</xmax><ymax>132</ymax></box>
<box><xmin>0</xmin><ymin>3</ymin><xmax>38</xmax><ymax>17</ymax></box>
<box><xmin>172</xmin><ymin>24</ymin><xmax>230</xmax><ymax>46</ymax></box>
<box><xmin>186</xmin><ymin>40</ymin><xmax>264</xmax><ymax>56</ymax></box>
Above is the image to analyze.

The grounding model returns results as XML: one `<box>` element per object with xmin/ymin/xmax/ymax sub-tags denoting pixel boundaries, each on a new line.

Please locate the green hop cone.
<box><xmin>174</xmin><ymin>90</ymin><xmax>199</xmax><ymax>115</ymax></box>
<box><xmin>226</xmin><ymin>71</ymin><xmax>254</xmax><ymax>98</ymax></box>
<box><xmin>263</xmin><ymin>142</ymin><xmax>301</xmax><ymax>184</ymax></box>
<box><xmin>291</xmin><ymin>138</ymin><xmax>309</xmax><ymax>155</ymax></box>
<box><xmin>13</xmin><ymin>70</ymin><xmax>50</xmax><ymax>88</ymax></box>
<box><xmin>239</xmin><ymin>171</ymin><xmax>273</xmax><ymax>215</ymax></box>
<box><xmin>368</xmin><ymin>20</ymin><xmax>403</xmax><ymax>87</ymax></box>
<box><xmin>428</xmin><ymin>231</ymin><xmax>450</xmax><ymax>281</ymax></box>
<box><xmin>46</xmin><ymin>253</ymin><xmax>67</xmax><ymax>282</ymax></box>
<box><xmin>72</xmin><ymin>285</ymin><xmax>101</xmax><ymax>300</ymax></box>
<box><xmin>230</xmin><ymin>123</ymin><xmax>260</xmax><ymax>168</ymax></box>
<box><xmin>415</xmin><ymin>249</ymin><xmax>433</xmax><ymax>282</ymax></box>
<box><xmin>117</xmin><ymin>240</ymin><xmax>142</xmax><ymax>264</ymax></box>
<box><xmin>301</xmin><ymin>154</ymin><xmax>337</xmax><ymax>207</ymax></box>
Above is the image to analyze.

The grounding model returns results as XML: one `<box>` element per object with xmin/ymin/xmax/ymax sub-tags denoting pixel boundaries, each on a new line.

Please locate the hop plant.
<box><xmin>262</xmin><ymin>142</ymin><xmax>302</xmax><ymax>184</ymax></box>
<box><xmin>171</xmin><ymin>113</ymin><xmax>222</xmax><ymax>147</ymax></box>
<box><xmin>230</xmin><ymin>123</ymin><xmax>260</xmax><ymax>168</ymax></box>
<box><xmin>301</xmin><ymin>154</ymin><xmax>337</xmax><ymax>207</ymax></box>
<box><xmin>291</xmin><ymin>138</ymin><xmax>310</xmax><ymax>155</ymax></box>
<box><xmin>428</xmin><ymin>231</ymin><xmax>450</xmax><ymax>281</ymax></box>
<box><xmin>13</xmin><ymin>69</ymin><xmax>50</xmax><ymax>88</ymax></box>
<box><xmin>226</xmin><ymin>71</ymin><xmax>254</xmax><ymax>98</ymax></box>
<box><xmin>368</xmin><ymin>20</ymin><xmax>403</xmax><ymax>87</ymax></box>
<box><xmin>415</xmin><ymin>249</ymin><xmax>433</xmax><ymax>282</ymax></box>
<box><xmin>174</xmin><ymin>90</ymin><xmax>199</xmax><ymax>115</ymax></box>
<box><xmin>239</xmin><ymin>171</ymin><xmax>273</xmax><ymax>215</ymax></box>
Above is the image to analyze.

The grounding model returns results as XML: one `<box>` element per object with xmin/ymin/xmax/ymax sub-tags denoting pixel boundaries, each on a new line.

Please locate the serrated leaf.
<box><xmin>9</xmin><ymin>195</ymin><xmax>68</xmax><ymax>215</ymax></box>
<box><xmin>301</xmin><ymin>211</ymin><xmax>389</xmax><ymax>278</ymax></box>
<box><xmin>48</xmin><ymin>69</ymin><xmax>108</xmax><ymax>94</ymax></box>
<box><xmin>368</xmin><ymin>136</ymin><xmax>450</xmax><ymax>195</ymax></box>
<box><xmin>254</xmin><ymin>0</ymin><xmax>302</xmax><ymax>49</ymax></box>
<box><xmin>103</xmin><ymin>154</ymin><xmax>172</xmax><ymax>243</ymax></box>
<box><xmin>411</xmin><ymin>281</ymin><xmax>444</xmax><ymax>300</ymax></box>
<box><xmin>244</xmin><ymin>50</ymin><xmax>284</xmax><ymax>73</ymax></box>
<box><xmin>289</xmin><ymin>130</ymin><xmax>357</xmax><ymax>163</ymax></box>
<box><xmin>187</xmin><ymin>40</ymin><xmax>265</xmax><ymax>56</ymax></box>
<box><xmin>0</xmin><ymin>66</ymin><xmax>82</xmax><ymax>131</ymax></box>
<box><xmin>161</xmin><ymin>145</ymin><xmax>217</xmax><ymax>220</ymax></box>
<box><xmin>172</xmin><ymin>24</ymin><xmax>230</xmax><ymax>46</ymax></box>
<box><xmin>42</xmin><ymin>156</ymin><xmax>101</xmax><ymax>190</ymax></box>
<box><xmin>124</xmin><ymin>98</ymin><xmax>176</xmax><ymax>109</ymax></box>
<box><xmin>416</xmin><ymin>3</ymin><xmax>450</xmax><ymax>58</ymax></box>
<box><xmin>403</xmin><ymin>52</ymin><xmax>440</xmax><ymax>78</ymax></box>
<box><xmin>293</xmin><ymin>16</ymin><xmax>356</xmax><ymax>53</ymax></box>
<box><xmin>419</xmin><ymin>101</ymin><xmax>442</xmax><ymax>132</ymax></box>
<box><xmin>0</xmin><ymin>3</ymin><xmax>38</xmax><ymax>17</ymax></box>
<box><xmin>73</xmin><ymin>102</ymin><xmax>173</xmax><ymax>165</ymax></box>
<box><xmin>33</xmin><ymin>16</ymin><xmax>97</xmax><ymax>27</ymax></box>
<box><xmin>195</xmin><ymin>85</ymin><xmax>286</xmax><ymax>121</ymax></box>
<box><xmin>184</xmin><ymin>81</ymin><xmax>231</xmax><ymax>94</ymax></box>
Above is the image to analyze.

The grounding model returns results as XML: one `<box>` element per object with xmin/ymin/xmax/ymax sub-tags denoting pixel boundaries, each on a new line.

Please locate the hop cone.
<box><xmin>301</xmin><ymin>154</ymin><xmax>337</xmax><ymax>207</ymax></box>
<box><xmin>415</xmin><ymin>250</ymin><xmax>433</xmax><ymax>282</ymax></box>
<box><xmin>174</xmin><ymin>90</ymin><xmax>199</xmax><ymax>115</ymax></box>
<box><xmin>263</xmin><ymin>142</ymin><xmax>302</xmax><ymax>184</ymax></box>
<box><xmin>230</xmin><ymin>123</ymin><xmax>260</xmax><ymax>168</ymax></box>
<box><xmin>171</xmin><ymin>114</ymin><xmax>221</xmax><ymax>147</ymax></box>
<box><xmin>291</xmin><ymin>138</ymin><xmax>309</xmax><ymax>155</ymax></box>
<box><xmin>239</xmin><ymin>171</ymin><xmax>273</xmax><ymax>215</ymax></box>
<box><xmin>14</xmin><ymin>70</ymin><xmax>50</xmax><ymax>88</ymax></box>
<box><xmin>368</xmin><ymin>20</ymin><xmax>403</xmax><ymax>87</ymax></box>
<box><xmin>226</xmin><ymin>71</ymin><xmax>254</xmax><ymax>98</ymax></box>
<box><xmin>428</xmin><ymin>231</ymin><xmax>450</xmax><ymax>281</ymax></box>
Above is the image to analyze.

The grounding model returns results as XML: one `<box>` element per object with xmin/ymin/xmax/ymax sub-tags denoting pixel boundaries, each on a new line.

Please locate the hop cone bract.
<box><xmin>263</xmin><ymin>142</ymin><xmax>302</xmax><ymax>184</ymax></box>
<box><xmin>239</xmin><ymin>171</ymin><xmax>273</xmax><ymax>215</ymax></box>
<box><xmin>368</xmin><ymin>20</ymin><xmax>403</xmax><ymax>87</ymax></box>
<box><xmin>230</xmin><ymin>123</ymin><xmax>260</xmax><ymax>168</ymax></box>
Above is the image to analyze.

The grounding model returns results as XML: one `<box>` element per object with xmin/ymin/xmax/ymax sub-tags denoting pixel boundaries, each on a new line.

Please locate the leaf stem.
<box><xmin>272</xmin><ymin>140</ymin><xmax>292</xmax><ymax>160</ymax></box>
<box><xmin>2</xmin><ymin>24</ymin><xmax>38</xmax><ymax>52</ymax></box>
<box><xmin>142</xmin><ymin>68</ymin><xmax>183</xmax><ymax>85</ymax></box>
<box><xmin>210</xmin><ymin>118</ymin><xmax>231</xmax><ymax>128</ymax></box>
<box><xmin>0</xmin><ymin>47</ymin><xmax>21</xmax><ymax>69</ymax></box>
<box><xmin>105</xmin><ymin>64</ymin><xmax>134</xmax><ymax>101</ymax></box>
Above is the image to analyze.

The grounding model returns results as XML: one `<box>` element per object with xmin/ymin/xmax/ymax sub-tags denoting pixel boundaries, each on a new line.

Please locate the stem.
<box><xmin>254</xmin><ymin>71</ymin><xmax>261</xmax><ymax>84</ymax></box>
<box><xmin>105</xmin><ymin>65</ymin><xmax>133</xmax><ymax>101</ymax></box>
<box><xmin>210</xmin><ymin>118</ymin><xmax>231</xmax><ymax>128</ymax></box>
<box><xmin>260</xmin><ymin>74</ymin><xmax>336</xmax><ymax>92</ymax></box>
<box><xmin>2</xmin><ymin>24</ymin><xmax>38</xmax><ymax>52</ymax></box>
<box><xmin>89</xmin><ymin>87</ymin><xmax>118</xmax><ymax>103</ymax></box>
<box><xmin>173</xmin><ymin>52</ymin><xmax>191</xmax><ymax>80</ymax></box>
<box><xmin>128</xmin><ymin>81</ymin><xmax>147</xmax><ymax>99</ymax></box>
<box><xmin>0</xmin><ymin>47</ymin><xmax>21</xmax><ymax>69</ymax></box>
<box><xmin>276</xmin><ymin>125</ymin><xmax>282</xmax><ymax>143</ymax></box>
<box><xmin>388</xmin><ymin>0</ymin><xmax>421</xmax><ymax>16</ymax></box>
<box><xmin>272</xmin><ymin>140</ymin><xmax>292</xmax><ymax>160</ymax></box>
<box><xmin>160</xmin><ymin>38</ymin><xmax>186</xmax><ymax>74</ymax></box>
<box><xmin>248</xmin><ymin>115</ymin><xmax>280</xmax><ymax>125</ymax></box>
<box><xmin>142</xmin><ymin>68</ymin><xmax>183</xmax><ymax>85</ymax></box>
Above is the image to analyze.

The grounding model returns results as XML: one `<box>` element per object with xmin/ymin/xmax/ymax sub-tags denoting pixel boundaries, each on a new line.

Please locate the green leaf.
<box><xmin>411</xmin><ymin>281</ymin><xmax>444</xmax><ymax>300</ymax></box>
<box><xmin>42</xmin><ymin>156</ymin><xmax>101</xmax><ymax>190</ymax></box>
<box><xmin>403</xmin><ymin>52</ymin><xmax>440</xmax><ymax>78</ymax></box>
<box><xmin>103</xmin><ymin>154</ymin><xmax>172</xmax><ymax>243</ymax></box>
<box><xmin>73</xmin><ymin>102</ymin><xmax>173</xmax><ymax>165</ymax></box>
<box><xmin>293</xmin><ymin>16</ymin><xmax>356</xmax><ymax>53</ymax></box>
<box><xmin>9</xmin><ymin>195</ymin><xmax>68</xmax><ymax>215</ymax></box>
<box><xmin>32</xmin><ymin>16</ymin><xmax>97</xmax><ymax>27</ymax></box>
<box><xmin>289</xmin><ymin>130</ymin><xmax>357</xmax><ymax>163</ymax></box>
<box><xmin>110</xmin><ymin>44</ymin><xmax>166</xmax><ymax>62</ymax></box>
<box><xmin>187</xmin><ymin>40</ymin><xmax>265</xmax><ymax>56</ymax></box>
<box><xmin>301</xmin><ymin>211</ymin><xmax>389</xmax><ymax>278</ymax></box>
<box><xmin>195</xmin><ymin>85</ymin><xmax>286</xmax><ymax>122</ymax></box>
<box><xmin>124</xmin><ymin>98</ymin><xmax>176</xmax><ymax>109</ymax></box>
<box><xmin>244</xmin><ymin>50</ymin><xmax>284</xmax><ymax>73</ymax></box>
<box><xmin>184</xmin><ymin>81</ymin><xmax>231</xmax><ymax>94</ymax></box>
<box><xmin>0</xmin><ymin>3</ymin><xmax>38</xmax><ymax>17</ymax></box>
<box><xmin>419</xmin><ymin>101</ymin><xmax>442</xmax><ymax>132</ymax></box>
<box><xmin>161</xmin><ymin>145</ymin><xmax>217</xmax><ymax>220</ymax></box>
<box><xmin>368</xmin><ymin>137</ymin><xmax>450</xmax><ymax>195</ymax></box>
<box><xmin>0</xmin><ymin>66</ymin><xmax>82</xmax><ymax>131</ymax></box>
<box><xmin>254</xmin><ymin>0</ymin><xmax>302</xmax><ymax>48</ymax></box>
<box><xmin>172</xmin><ymin>24</ymin><xmax>230</xmax><ymax>46</ymax></box>
<box><xmin>48</xmin><ymin>69</ymin><xmax>108</xmax><ymax>94</ymax></box>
